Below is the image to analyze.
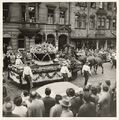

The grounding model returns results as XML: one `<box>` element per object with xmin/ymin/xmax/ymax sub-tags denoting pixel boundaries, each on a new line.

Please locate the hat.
<box><xmin>3</xmin><ymin>102</ymin><xmax>15</xmax><ymax>112</ymax></box>
<box><xmin>59</xmin><ymin>98</ymin><xmax>71</xmax><ymax>107</ymax></box>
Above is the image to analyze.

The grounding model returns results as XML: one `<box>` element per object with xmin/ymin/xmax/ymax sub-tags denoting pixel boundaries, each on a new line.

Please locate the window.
<box><xmin>107</xmin><ymin>3</ymin><xmax>112</xmax><ymax>10</ymax></box>
<box><xmin>3</xmin><ymin>3</ymin><xmax>9</xmax><ymax>22</ymax></box>
<box><xmin>21</xmin><ymin>4</ymin><xmax>26</xmax><ymax>22</ymax></box>
<box><xmin>18</xmin><ymin>40</ymin><xmax>25</xmax><ymax>48</ymax></box>
<box><xmin>97</xmin><ymin>17</ymin><xmax>105</xmax><ymax>29</ymax></box>
<box><xmin>90</xmin><ymin>2</ymin><xmax>96</xmax><ymax>8</ymax></box>
<box><xmin>18</xmin><ymin>34</ymin><xmax>25</xmax><ymax>48</ymax></box>
<box><xmin>75</xmin><ymin>15</ymin><xmax>81</xmax><ymax>28</ymax></box>
<box><xmin>60</xmin><ymin>10</ymin><xmax>65</xmax><ymax>24</ymax></box>
<box><xmin>28</xmin><ymin>5</ymin><xmax>36</xmax><ymax>22</ymax></box>
<box><xmin>48</xmin><ymin>8</ymin><xmax>54</xmax><ymax>24</ymax></box>
<box><xmin>106</xmin><ymin>18</ymin><xmax>110</xmax><ymax>29</ymax></box>
<box><xmin>75</xmin><ymin>13</ymin><xmax>86</xmax><ymax>29</ymax></box>
<box><xmin>82</xmin><ymin>17</ymin><xmax>86</xmax><ymax>29</ymax></box>
<box><xmin>90</xmin><ymin>16</ymin><xmax>95</xmax><ymax>29</ymax></box>
<box><xmin>112</xmin><ymin>19</ymin><xmax>116</xmax><ymax>29</ymax></box>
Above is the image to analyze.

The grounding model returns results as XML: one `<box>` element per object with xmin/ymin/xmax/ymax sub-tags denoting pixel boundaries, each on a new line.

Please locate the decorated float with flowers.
<box><xmin>8</xmin><ymin>42</ymin><xmax>70</xmax><ymax>87</ymax></box>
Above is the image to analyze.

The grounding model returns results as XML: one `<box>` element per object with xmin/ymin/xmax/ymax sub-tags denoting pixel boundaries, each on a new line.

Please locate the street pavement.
<box><xmin>72</xmin><ymin>62</ymin><xmax>116</xmax><ymax>88</ymax></box>
<box><xmin>3</xmin><ymin>62</ymin><xmax>116</xmax><ymax>100</ymax></box>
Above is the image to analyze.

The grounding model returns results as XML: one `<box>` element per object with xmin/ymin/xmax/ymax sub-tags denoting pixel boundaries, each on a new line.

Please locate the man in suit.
<box><xmin>77</xmin><ymin>93</ymin><xmax>96</xmax><ymax>117</ymax></box>
<box><xmin>43</xmin><ymin>88</ymin><xmax>55</xmax><ymax>117</ymax></box>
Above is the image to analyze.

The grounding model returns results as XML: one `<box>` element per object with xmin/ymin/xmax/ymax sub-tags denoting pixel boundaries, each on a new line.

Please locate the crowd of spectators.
<box><xmin>3</xmin><ymin>80</ymin><xmax>116</xmax><ymax>117</ymax></box>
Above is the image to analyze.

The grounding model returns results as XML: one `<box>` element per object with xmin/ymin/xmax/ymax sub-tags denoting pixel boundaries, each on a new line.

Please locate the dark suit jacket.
<box><xmin>43</xmin><ymin>96</ymin><xmax>55</xmax><ymax>117</ymax></box>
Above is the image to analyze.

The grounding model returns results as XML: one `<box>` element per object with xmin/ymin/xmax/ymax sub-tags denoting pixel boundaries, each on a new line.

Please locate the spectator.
<box><xmin>3</xmin><ymin>101</ymin><xmax>20</xmax><ymax>117</ymax></box>
<box><xmin>27</xmin><ymin>91</ymin><xmax>45</xmax><ymax>117</ymax></box>
<box><xmin>105</xmin><ymin>80</ymin><xmax>112</xmax><ymax>96</ymax></box>
<box><xmin>75</xmin><ymin>89</ymin><xmax>84</xmax><ymax>108</ymax></box>
<box><xmin>111</xmin><ymin>87</ymin><xmax>116</xmax><ymax>116</ymax></box>
<box><xmin>43</xmin><ymin>88</ymin><xmax>55</xmax><ymax>117</ymax></box>
<box><xmin>90</xmin><ymin>86</ymin><xmax>99</xmax><ymax>104</ymax></box>
<box><xmin>77</xmin><ymin>93</ymin><xmax>96</xmax><ymax>117</ymax></box>
<box><xmin>21</xmin><ymin>91</ymin><xmax>30</xmax><ymax>107</ymax></box>
<box><xmin>50</xmin><ymin>94</ymin><xmax>62</xmax><ymax>117</ymax></box>
<box><xmin>12</xmin><ymin>96</ymin><xmax>27</xmax><ymax>117</ymax></box>
<box><xmin>60</xmin><ymin>98</ymin><xmax>73</xmax><ymax>117</ymax></box>
<box><xmin>98</xmin><ymin>84</ymin><xmax>111</xmax><ymax>117</ymax></box>
<box><xmin>68</xmin><ymin>88</ymin><xmax>80</xmax><ymax>116</ymax></box>
<box><xmin>105</xmin><ymin>80</ymin><xmax>112</xmax><ymax>114</ymax></box>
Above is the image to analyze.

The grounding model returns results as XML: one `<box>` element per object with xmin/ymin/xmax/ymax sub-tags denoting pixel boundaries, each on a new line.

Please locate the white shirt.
<box><xmin>12</xmin><ymin>105</ymin><xmax>27</xmax><ymax>117</ymax></box>
<box><xmin>82</xmin><ymin>64</ymin><xmax>91</xmax><ymax>75</ymax></box>
<box><xmin>15</xmin><ymin>58</ymin><xmax>23</xmax><ymax>65</ymax></box>
<box><xmin>23</xmin><ymin>66</ymin><xmax>33</xmax><ymax>78</ymax></box>
<box><xmin>60</xmin><ymin>66</ymin><xmax>71</xmax><ymax>77</ymax></box>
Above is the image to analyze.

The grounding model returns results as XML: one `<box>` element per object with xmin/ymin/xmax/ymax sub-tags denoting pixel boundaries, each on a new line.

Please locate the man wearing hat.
<box><xmin>3</xmin><ymin>102</ymin><xmax>20</xmax><ymax>117</ymax></box>
<box><xmin>23</xmin><ymin>62</ymin><xmax>33</xmax><ymax>93</ymax></box>
<box><xmin>60</xmin><ymin>61</ymin><xmax>71</xmax><ymax>81</ymax></box>
<box><xmin>60</xmin><ymin>98</ymin><xmax>73</xmax><ymax>117</ymax></box>
<box><xmin>82</xmin><ymin>61</ymin><xmax>92</xmax><ymax>86</ymax></box>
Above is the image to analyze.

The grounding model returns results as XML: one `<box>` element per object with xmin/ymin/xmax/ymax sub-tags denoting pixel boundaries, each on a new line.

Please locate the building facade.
<box><xmin>3</xmin><ymin>2</ymin><xmax>116</xmax><ymax>52</ymax></box>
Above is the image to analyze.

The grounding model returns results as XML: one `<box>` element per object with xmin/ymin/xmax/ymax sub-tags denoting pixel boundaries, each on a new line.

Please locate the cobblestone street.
<box><xmin>3</xmin><ymin>62</ymin><xmax>116</xmax><ymax>100</ymax></box>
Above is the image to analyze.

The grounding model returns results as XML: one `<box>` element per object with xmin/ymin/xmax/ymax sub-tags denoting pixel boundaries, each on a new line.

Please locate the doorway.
<box><xmin>59</xmin><ymin>34</ymin><xmax>67</xmax><ymax>51</ymax></box>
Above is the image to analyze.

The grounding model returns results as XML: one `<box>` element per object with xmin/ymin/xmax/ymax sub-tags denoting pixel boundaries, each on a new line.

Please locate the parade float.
<box><xmin>8</xmin><ymin>42</ymin><xmax>68</xmax><ymax>87</ymax></box>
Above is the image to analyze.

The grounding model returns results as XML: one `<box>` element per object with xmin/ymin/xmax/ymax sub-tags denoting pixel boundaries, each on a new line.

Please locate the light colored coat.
<box><xmin>98</xmin><ymin>91</ymin><xmax>111</xmax><ymax>117</ymax></box>
<box><xmin>27</xmin><ymin>99</ymin><xmax>45</xmax><ymax>117</ymax></box>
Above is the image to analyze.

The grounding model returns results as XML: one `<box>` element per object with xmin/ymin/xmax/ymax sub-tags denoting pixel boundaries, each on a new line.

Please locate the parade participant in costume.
<box><xmin>23</xmin><ymin>62</ymin><xmax>33</xmax><ymax>93</ymax></box>
<box><xmin>15</xmin><ymin>55</ymin><xmax>23</xmax><ymax>66</ymax></box>
<box><xmin>60</xmin><ymin>61</ymin><xmax>71</xmax><ymax>81</ymax></box>
<box><xmin>82</xmin><ymin>61</ymin><xmax>92</xmax><ymax>86</ymax></box>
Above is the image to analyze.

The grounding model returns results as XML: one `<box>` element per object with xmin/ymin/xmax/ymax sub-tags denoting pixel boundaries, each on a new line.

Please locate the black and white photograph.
<box><xmin>2</xmin><ymin>1</ymin><xmax>117</xmax><ymax>117</ymax></box>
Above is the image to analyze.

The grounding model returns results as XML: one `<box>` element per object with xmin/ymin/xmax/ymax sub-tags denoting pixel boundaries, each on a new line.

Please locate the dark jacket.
<box><xmin>43</xmin><ymin>96</ymin><xmax>55</xmax><ymax>117</ymax></box>
<box><xmin>77</xmin><ymin>102</ymin><xmax>96</xmax><ymax>117</ymax></box>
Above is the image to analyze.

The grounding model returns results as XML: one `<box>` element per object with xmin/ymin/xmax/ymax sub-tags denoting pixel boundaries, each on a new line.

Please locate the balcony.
<box><xmin>19</xmin><ymin>22</ymin><xmax>41</xmax><ymax>38</ymax></box>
